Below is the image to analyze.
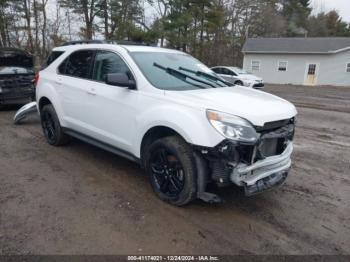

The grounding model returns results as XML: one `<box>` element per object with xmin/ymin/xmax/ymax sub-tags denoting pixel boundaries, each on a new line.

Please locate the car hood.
<box><xmin>165</xmin><ymin>87</ymin><xmax>297</xmax><ymax>127</ymax></box>
<box><xmin>237</xmin><ymin>74</ymin><xmax>262</xmax><ymax>81</ymax></box>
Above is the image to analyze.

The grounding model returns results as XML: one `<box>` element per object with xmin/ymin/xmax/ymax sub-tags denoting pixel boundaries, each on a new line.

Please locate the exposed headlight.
<box><xmin>206</xmin><ymin>110</ymin><xmax>259</xmax><ymax>143</ymax></box>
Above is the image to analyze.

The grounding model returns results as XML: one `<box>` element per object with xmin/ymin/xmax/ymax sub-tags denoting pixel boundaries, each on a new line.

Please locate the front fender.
<box><xmin>133</xmin><ymin>104</ymin><xmax>224</xmax><ymax>158</ymax></box>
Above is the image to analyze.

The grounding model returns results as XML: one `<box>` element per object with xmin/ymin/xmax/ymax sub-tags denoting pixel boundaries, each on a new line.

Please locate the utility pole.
<box><xmin>245</xmin><ymin>25</ymin><xmax>250</xmax><ymax>39</ymax></box>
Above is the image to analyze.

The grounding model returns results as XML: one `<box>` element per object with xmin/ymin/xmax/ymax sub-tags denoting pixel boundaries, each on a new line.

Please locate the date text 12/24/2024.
<box><xmin>127</xmin><ymin>256</ymin><xmax>220</xmax><ymax>261</ymax></box>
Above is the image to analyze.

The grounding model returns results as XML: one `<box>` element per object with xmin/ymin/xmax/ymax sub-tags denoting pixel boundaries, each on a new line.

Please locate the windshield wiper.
<box><xmin>153</xmin><ymin>63</ymin><xmax>216</xmax><ymax>88</ymax></box>
<box><xmin>178</xmin><ymin>66</ymin><xmax>232</xmax><ymax>86</ymax></box>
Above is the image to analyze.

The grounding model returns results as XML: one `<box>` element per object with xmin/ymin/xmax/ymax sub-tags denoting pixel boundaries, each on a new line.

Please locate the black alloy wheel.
<box><xmin>40</xmin><ymin>104</ymin><xmax>69</xmax><ymax>146</ymax></box>
<box><xmin>42</xmin><ymin>109</ymin><xmax>57</xmax><ymax>144</ymax></box>
<box><xmin>146</xmin><ymin>136</ymin><xmax>197</xmax><ymax>206</ymax></box>
<box><xmin>150</xmin><ymin>147</ymin><xmax>185</xmax><ymax>198</ymax></box>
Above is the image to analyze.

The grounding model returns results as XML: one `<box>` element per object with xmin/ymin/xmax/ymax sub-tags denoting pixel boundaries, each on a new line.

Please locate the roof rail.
<box><xmin>107</xmin><ymin>40</ymin><xmax>158</xmax><ymax>47</ymax></box>
<box><xmin>61</xmin><ymin>39</ymin><xmax>158</xmax><ymax>47</ymax></box>
<box><xmin>61</xmin><ymin>40</ymin><xmax>105</xmax><ymax>46</ymax></box>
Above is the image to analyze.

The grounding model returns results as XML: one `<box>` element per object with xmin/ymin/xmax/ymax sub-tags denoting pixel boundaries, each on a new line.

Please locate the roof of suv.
<box><xmin>53</xmin><ymin>43</ymin><xmax>183</xmax><ymax>54</ymax></box>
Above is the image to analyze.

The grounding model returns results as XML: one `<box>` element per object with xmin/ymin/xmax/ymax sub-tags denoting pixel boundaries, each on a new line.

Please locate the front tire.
<box><xmin>145</xmin><ymin>136</ymin><xmax>197</xmax><ymax>206</ymax></box>
<box><xmin>40</xmin><ymin>104</ymin><xmax>69</xmax><ymax>146</ymax></box>
<box><xmin>235</xmin><ymin>80</ymin><xmax>243</xmax><ymax>86</ymax></box>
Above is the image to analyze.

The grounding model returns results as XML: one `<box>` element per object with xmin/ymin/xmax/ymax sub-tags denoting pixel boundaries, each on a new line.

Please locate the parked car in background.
<box><xmin>0</xmin><ymin>48</ymin><xmax>36</xmax><ymax>105</ymax></box>
<box><xmin>36</xmin><ymin>41</ymin><xmax>296</xmax><ymax>206</ymax></box>
<box><xmin>211</xmin><ymin>66</ymin><xmax>264</xmax><ymax>89</ymax></box>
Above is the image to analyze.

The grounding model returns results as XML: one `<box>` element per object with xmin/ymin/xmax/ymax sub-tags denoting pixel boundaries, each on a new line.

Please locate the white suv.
<box><xmin>36</xmin><ymin>42</ymin><xmax>297</xmax><ymax>206</ymax></box>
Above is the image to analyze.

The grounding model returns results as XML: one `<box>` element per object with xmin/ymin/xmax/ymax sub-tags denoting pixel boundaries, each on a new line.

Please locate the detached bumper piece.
<box><xmin>13</xmin><ymin>102</ymin><xmax>38</xmax><ymax>124</ymax></box>
<box><xmin>244</xmin><ymin>171</ymin><xmax>288</xmax><ymax>196</ymax></box>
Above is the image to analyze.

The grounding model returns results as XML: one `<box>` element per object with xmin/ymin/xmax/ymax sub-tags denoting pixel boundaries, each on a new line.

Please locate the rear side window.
<box><xmin>212</xmin><ymin>68</ymin><xmax>222</xmax><ymax>74</ymax></box>
<box><xmin>221</xmin><ymin>68</ymin><xmax>234</xmax><ymax>76</ymax></box>
<box><xmin>92</xmin><ymin>51</ymin><xmax>131</xmax><ymax>82</ymax></box>
<box><xmin>58</xmin><ymin>50</ymin><xmax>95</xmax><ymax>79</ymax></box>
<box><xmin>41</xmin><ymin>51</ymin><xmax>64</xmax><ymax>69</ymax></box>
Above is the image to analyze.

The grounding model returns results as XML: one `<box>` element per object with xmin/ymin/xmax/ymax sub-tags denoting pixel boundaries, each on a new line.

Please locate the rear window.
<box><xmin>0</xmin><ymin>49</ymin><xmax>34</xmax><ymax>74</ymax></box>
<box><xmin>41</xmin><ymin>51</ymin><xmax>64</xmax><ymax>69</ymax></box>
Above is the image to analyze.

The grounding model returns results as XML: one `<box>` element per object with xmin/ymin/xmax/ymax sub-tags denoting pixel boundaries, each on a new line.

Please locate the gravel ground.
<box><xmin>0</xmin><ymin>85</ymin><xmax>349</xmax><ymax>255</ymax></box>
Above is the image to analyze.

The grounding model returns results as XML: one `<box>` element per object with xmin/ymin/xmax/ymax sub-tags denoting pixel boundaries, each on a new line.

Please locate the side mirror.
<box><xmin>106</xmin><ymin>73</ymin><xmax>136</xmax><ymax>89</ymax></box>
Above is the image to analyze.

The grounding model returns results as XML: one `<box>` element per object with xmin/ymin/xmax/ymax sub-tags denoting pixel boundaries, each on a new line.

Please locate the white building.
<box><xmin>242</xmin><ymin>38</ymin><xmax>350</xmax><ymax>86</ymax></box>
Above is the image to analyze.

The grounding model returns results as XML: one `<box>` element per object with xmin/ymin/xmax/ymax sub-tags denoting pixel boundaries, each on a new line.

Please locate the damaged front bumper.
<box><xmin>196</xmin><ymin>119</ymin><xmax>295</xmax><ymax>198</ymax></box>
<box><xmin>231</xmin><ymin>142</ymin><xmax>293</xmax><ymax>196</ymax></box>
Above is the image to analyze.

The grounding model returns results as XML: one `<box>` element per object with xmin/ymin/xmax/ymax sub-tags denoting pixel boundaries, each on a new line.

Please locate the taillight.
<box><xmin>34</xmin><ymin>72</ymin><xmax>40</xmax><ymax>87</ymax></box>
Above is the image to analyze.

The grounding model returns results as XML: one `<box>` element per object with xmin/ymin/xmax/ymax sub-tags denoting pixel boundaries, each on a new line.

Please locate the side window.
<box><xmin>230</xmin><ymin>70</ymin><xmax>238</xmax><ymax>76</ymax></box>
<box><xmin>252</xmin><ymin>60</ymin><xmax>260</xmax><ymax>71</ymax></box>
<box><xmin>278</xmin><ymin>61</ymin><xmax>288</xmax><ymax>72</ymax></box>
<box><xmin>58</xmin><ymin>58</ymin><xmax>67</xmax><ymax>74</ymax></box>
<box><xmin>221</xmin><ymin>68</ymin><xmax>233</xmax><ymax>76</ymax></box>
<box><xmin>59</xmin><ymin>50</ymin><xmax>95</xmax><ymax>79</ymax></box>
<box><xmin>92</xmin><ymin>51</ymin><xmax>132</xmax><ymax>82</ymax></box>
<box><xmin>212</xmin><ymin>68</ymin><xmax>222</xmax><ymax>74</ymax></box>
<box><xmin>346</xmin><ymin>62</ymin><xmax>350</xmax><ymax>73</ymax></box>
<box><xmin>42</xmin><ymin>51</ymin><xmax>64</xmax><ymax>69</ymax></box>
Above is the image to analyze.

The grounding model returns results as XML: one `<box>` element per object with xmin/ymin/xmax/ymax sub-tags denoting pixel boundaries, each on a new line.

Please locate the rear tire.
<box><xmin>40</xmin><ymin>104</ymin><xmax>69</xmax><ymax>146</ymax></box>
<box><xmin>145</xmin><ymin>136</ymin><xmax>197</xmax><ymax>206</ymax></box>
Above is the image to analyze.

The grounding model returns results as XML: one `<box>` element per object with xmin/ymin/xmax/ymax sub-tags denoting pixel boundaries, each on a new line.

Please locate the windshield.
<box><xmin>131</xmin><ymin>51</ymin><xmax>226</xmax><ymax>91</ymax></box>
<box><xmin>232</xmin><ymin>67</ymin><xmax>249</xmax><ymax>75</ymax></box>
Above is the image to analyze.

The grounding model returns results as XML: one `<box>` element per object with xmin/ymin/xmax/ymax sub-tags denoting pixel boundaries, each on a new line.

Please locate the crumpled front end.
<box><xmin>232</xmin><ymin>142</ymin><xmax>292</xmax><ymax>196</ymax></box>
<box><xmin>196</xmin><ymin>117</ymin><xmax>295</xmax><ymax>196</ymax></box>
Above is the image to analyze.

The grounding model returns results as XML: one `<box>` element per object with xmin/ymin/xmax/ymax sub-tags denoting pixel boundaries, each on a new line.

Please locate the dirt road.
<box><xmin>0</xmin><ymin>85</ymin><xmax>349</xmax><ymax>255</ymax></box>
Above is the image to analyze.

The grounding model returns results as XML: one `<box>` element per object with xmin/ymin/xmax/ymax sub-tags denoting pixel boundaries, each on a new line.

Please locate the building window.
<box><xmin>278</xmin><ymin>61</ymin><xmax>288</xmax><ymax>71</ymax></box>
<box><xmin>347</xmin><ymin>63</ymin><xmax>350</xmax><ymax>73</ymax></box>
<box><xmin>252</xmin><ymin>60</ymin><xmax>260</xmax><ymax>71</ymax></box>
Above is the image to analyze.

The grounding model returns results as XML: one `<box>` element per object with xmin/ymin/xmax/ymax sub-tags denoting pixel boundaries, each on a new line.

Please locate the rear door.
<box><xmin>56</xmin><ymin>50</ymin><xmax>96</xmax><ymax>132</ymax></box>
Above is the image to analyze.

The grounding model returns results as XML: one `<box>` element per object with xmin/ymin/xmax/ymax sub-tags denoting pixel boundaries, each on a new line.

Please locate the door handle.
<box><xmin>55</xmin><ymin>78</ymin><xmax>62</xmax><ymax>85</ymax></box>
<box><xmin>87</xmin><ymin>89</ymin><xmax>96</xmax><ymax>96</ymax></box>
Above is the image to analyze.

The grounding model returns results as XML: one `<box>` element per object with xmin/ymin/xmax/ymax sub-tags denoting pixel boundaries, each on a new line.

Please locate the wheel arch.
<box><xmin>38</xmin><ymin>96</ymin><xmax>52</xmax><ymax>112</ymax></box>
<box><xmin>139</xmin><ymin>125</ymin><xmax>188</xmax><ymax>166</ymax></box>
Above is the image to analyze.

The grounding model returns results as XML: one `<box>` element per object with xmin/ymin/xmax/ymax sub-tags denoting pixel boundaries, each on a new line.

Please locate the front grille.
<box><xmin>256</xmin><ymin>118</ymin><xmax>295</xmax><ymax>159</ymax></box>
<box><xmin>256</xmin><ymin>118</ymin><xmax>295</xmax><ymax>133</ymax></box>
<box><xmin>253</xmin><ymin>83</ymin><xmax>264</xmax><ymax>88</ymax></box>
<box><xmin>259</xmin><ymin>137</ymin><xmax>286</xmax><ymax>158</ymax></box>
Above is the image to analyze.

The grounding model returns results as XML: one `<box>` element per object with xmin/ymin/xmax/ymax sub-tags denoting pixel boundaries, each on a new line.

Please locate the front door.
<box><xmin>85</xmin><ymin>50</ymin><xmax>138</xmax><ymax>153</ymax></box>
<box><xmin>305</xmin><ymin>63</ymin><xmax>318</xmax><ymax>86</ymax></box>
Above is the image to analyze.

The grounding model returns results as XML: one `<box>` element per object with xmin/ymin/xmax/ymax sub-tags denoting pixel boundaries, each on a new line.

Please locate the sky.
<box><xmin>311</xmin><ymin>0</ymin><xmax>350</xmax><ymax>22</ymax></box>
